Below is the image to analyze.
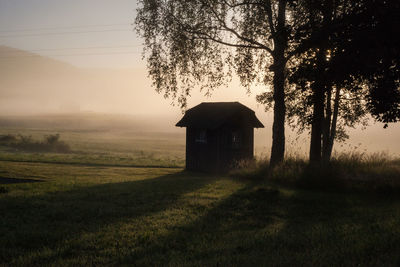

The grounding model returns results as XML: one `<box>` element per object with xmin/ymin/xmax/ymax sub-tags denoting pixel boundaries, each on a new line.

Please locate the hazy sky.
<box><xmin>0</xmin><ymin>0</ymin><xmax>141</xmax><ymax>68</ymax></box>
<box><xmin>0</xmin><ymin>0</ymin><xmax>269</xmax><ymax>116</ymax></box>
<box><xmin>0</xmin><ymin>0</ymin><xmax>264</xmax><ymax>101</ymax></box>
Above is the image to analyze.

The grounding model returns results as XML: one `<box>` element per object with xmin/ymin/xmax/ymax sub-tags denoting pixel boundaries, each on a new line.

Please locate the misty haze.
<box><xmin>1</xmin><ymin>45</ymin><xmax>399</xmax><ymax>155</ymax></box>
<box><xmin>1</xmin><ymin>0</ymin><xmax>400</xmax><ymax>266</ymax></box>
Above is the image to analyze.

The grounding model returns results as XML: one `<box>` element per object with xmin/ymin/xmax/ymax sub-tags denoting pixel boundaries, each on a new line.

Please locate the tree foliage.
<box><xmin>136</xmin><ymin>0</ymin><xmax>400</xmax><ymax>164</ymax></box>
<box><xmin>328</xmin><ymin>0</ymin><xmax>400</xmax><ymax>125</ymax></box>
<box><xmin>282</xmin><ymin>0</ymin><xmax>400</xmax><ymax>161</ymax></box>
<box><xmin>136</xmin><ymin>0</ymin><xmax>302</xmax><ymax>164</ymax></box>
<box><xmin>137</xmin><ymin>0</ymin><xmax>269</xmax><ymax>108</ymax></box>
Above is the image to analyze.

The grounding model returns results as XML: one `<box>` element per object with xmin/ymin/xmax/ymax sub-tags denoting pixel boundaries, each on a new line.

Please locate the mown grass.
<box><xmin>1</xmin><ymin>160</ymin><xmax>400</xmax><ymax>266</ymax></box>
<box><xmin>0</xmin><ymin>151</ymin><xmax>184</xmax><ymax>168</ymax></box>
<box><xmin>0</xmin><ymin>128</ymin><xmax>185</xmax><ymax>168</ymax></box>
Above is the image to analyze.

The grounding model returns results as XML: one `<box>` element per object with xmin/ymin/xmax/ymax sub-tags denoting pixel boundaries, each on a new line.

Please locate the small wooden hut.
<box><xmin>176</xmin><ymin>102</ymin><xmax>264</xmax><ymax>172</ymax></box>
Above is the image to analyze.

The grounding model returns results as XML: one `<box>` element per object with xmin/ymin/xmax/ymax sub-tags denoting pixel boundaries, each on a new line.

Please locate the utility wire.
<box><xmin>0</xmin><ymin>29</ymin><xmax>133</xmax><ymax>38</ymax></box>
<box><xmin>0</xmin><ymin>23</ymin><xmax>132</xmax><ymax>33</ymax></box>
<box><xmin>0</xmin><ymin>44</ymin><xmax>143</xmax><ymax>53</ymax></box>
<box><xmin>0</xmin><ymin>51</ymin><xmax>142</xmax><ymax>59</ymax></box>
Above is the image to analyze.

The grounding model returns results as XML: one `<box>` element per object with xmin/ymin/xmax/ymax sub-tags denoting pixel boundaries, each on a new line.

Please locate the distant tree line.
<box><xmin>135</xmin><ymin>0</ymin><xmax>399</xmax><ymax>164</ymax></box>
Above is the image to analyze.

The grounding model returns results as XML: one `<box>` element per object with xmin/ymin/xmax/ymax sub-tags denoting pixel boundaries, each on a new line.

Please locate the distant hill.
<box><xmin>0</xmin><ymin>45</ymin><xmax>178</xmax><ymax>116</ymax></box>
<box><xmin>0</xmin><ymin>46</ymin><xmax>82</xmax><ymax>95</ymax></box>
<box><xmin>0</xmin><ymin>46</ymin><xmax>91</xmax><ymax>114</ymax></box>
<box><xmin>0</xmin><ymin>45</ymin><xmax>78</xmax><ymax>73</ymax></box>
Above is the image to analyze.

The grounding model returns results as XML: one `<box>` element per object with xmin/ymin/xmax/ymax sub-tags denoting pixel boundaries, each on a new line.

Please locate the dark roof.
<box><xmin>176</xmin><ymin>102</ymin><xmax>264</xmax><ymax>129</ymax></box>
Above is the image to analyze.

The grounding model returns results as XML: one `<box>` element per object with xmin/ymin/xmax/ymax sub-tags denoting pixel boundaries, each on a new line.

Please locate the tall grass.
<box><xmin>231</xmin><ymin>151</ymin><xmax>400</xmax><ymax>194</ymax></box>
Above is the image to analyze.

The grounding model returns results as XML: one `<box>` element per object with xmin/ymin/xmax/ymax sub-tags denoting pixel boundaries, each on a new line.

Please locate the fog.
<box><xmin>0</xmin><ymin>46</ymin><xmax>265</xmax><ymax>116</ymax></box>
<box><xmin>1</xmin><ymin>45</ymin><xmax>399</xmax><ymax>156</ymax></box>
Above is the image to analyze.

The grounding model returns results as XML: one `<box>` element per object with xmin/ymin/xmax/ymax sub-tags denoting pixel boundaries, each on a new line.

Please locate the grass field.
<box><xmin>1</xmin><ymin>160</ymin><xmax>400</xmax><ymax>266</ymax></box>
<box><xmin>0</xmin><ymin>127</ymin><xmax>185</xmax><ymax>168</ymax></box>
<box><xmin>1</xmin><ymin>122</ymin><xmax>400</xmax><ymax>266</ymax></box>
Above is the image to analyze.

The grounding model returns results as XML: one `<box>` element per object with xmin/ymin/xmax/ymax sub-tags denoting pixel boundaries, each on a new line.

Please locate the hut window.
<box><xmin>195</xmin><ymin>129</ymin><xmax>207</xmax><ymax>143</ymax></box>
<box><xmin>232</xmin><ymin>131</ymin><xmax>241</xmax><ymax>148</ymax></box>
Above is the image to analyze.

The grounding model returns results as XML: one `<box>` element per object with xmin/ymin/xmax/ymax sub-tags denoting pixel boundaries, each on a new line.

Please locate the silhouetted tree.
<box><xmin>328</xmin><ymin>0</ymin><xmax>400</xmax><ymax>125</ymax></box>
<box><xmin>285</xmin><ymin>0</ymin><xmax>364</xmax><ymax>162</ymax></box>
<box><xmin>136</xmin><ymin>0</ymin><xmax>308</xmax><ymax>165</ymax></box>
<box><xmin>285</xmin><ymin>0</ymin><xmax>399</xmax><ymax>162</ymax></box>
<box><xmin>136</xmin><ymin>0</ymin><xmax>399</xmax><ymax>165</ymax></box>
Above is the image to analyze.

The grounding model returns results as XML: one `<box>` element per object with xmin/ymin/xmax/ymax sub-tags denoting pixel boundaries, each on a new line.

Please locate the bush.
<box><xmin>0</xmin><ymin>134</ymin><xmax>17</xmax><ymax>144</ymax></box>
<box><xmin>0</xmin><ymin>186</ymin><xmax>8</xmax><ymax>194</ymax></box>
<box><xmin>43</xmin><ymin>134</ymin><xmax>71</xmax><ymax>153</ymax></box>
<box><xmin>1</xmin><ymin>133</ymin><xmax>71</xmax><ymax>153</ymax></box>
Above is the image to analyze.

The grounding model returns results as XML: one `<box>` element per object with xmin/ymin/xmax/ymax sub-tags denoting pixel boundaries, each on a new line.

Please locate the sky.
<box><xmin>0</xmin><ymin>0</ymin><xmax>266</xmax><ymax>115</ymax></box>
<box><xmin>0</xmin><ymin>0</ymin><xmax>141</xmax><ymax>68</ymax></box>
<box><xmin>0</xmin><ymin>0</ymin><xmax>399</xmax><ymax>155</ymax></box>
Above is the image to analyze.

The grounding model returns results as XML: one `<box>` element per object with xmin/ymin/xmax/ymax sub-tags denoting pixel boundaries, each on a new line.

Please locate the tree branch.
<box><xmin>164</xmin><ymin>3</ymin><xmax>269</xmax><ymax>52</ymax></box>
<box><xmin>221</xmin><ymin>0</ymin><xmax>264</xmax><ymax>9</ymax></box>
<box><xmin>205</xmin><ymin>0</ymin><xmax>273</xmax><ymax>54</ymax></box>
<box><xmin>188</xmin><ymin>29</ymin><xmax>267</xmax><ymax>50</ymax></box>
<box><xmin>264</xmin><ymin>0</ymin><xmax>276</xmax><ymax>36</ymax></box>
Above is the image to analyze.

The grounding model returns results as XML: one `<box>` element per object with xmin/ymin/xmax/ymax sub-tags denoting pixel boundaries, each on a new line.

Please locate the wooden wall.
<box><xmin>185</xmin><ymin>125</ymin><xmax>254</xmax><ymax>173</ymax></box>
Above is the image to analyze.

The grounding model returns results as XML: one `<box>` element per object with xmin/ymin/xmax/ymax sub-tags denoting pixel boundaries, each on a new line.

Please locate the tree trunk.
<box><xmin>322</xmin><ymin>86</ymin><xmax>332</xmax><ymax>162</ymax></box>
<box><xmin>309</xmin><ymin>83</ymin><xmax>325</xmax><ymax>162</ymax></box>
<box><xmin>269</xmin><ymin>0</ymin><xmax>287</xmax><ymax>166</ymax></box>
<box><xmin>310</xmin><ymin>0</ymin><xmax>334</xmax><ymax>163</ymax></box>
<box><xmin>270</xmin><ymin>59</ymin><xmax>286</xmax><ymax>166</ymax></box>
<box><xmin>326</xmin><ymin>87</ymin><xmax>341</xmax><ymax>160</ymax></box>
<box><xmin>309</xmin><ymin>50</ymin><xmax>326</xmax><ymax>163</ymax></box>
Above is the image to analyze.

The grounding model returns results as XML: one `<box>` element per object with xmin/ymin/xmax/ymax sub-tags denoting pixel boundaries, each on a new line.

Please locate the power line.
<box><xmin>0</xmin><ymin>44</ymin><xmax>143</xmax><ymax>53</ymax></box>
<box><xmin>0</xmin><ymin>51</ymin><xmax>142</xmax><ymax>59</ymax></box>
<box><xmin>0</xmin><ymin>29</ymin><xmax>133</xmax><ymax>38</ymax></box>
<box><xmin>0</xmin><ymin>23</ymin><xmax>132</xmax><ymax>33</ymax></box>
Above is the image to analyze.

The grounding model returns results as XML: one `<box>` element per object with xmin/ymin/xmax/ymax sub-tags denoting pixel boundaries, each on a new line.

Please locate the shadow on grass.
<box><xmin>124</xmin><ymin>183</ymin><xmax>400</xmax><ymax>266</ymax></box>
<box><xmin>2</xmin><ymin>170</ymin><xmax>400</xmax><ymax>266</ymax></box>
<box><xmin>0</xmin><ymin>177</ymin><xmax>44</xmax><ymax>184</ymax></box>
<box><xmin>0</xmin><ymin>171</ymin><xmax>213</xmax><ymax>265</ymax></box>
